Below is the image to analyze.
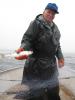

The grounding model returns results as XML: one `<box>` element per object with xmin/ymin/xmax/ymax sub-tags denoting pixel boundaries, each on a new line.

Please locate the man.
<box><xmin>16</xmin><ymin>3</ymin><xmax>64</xmax><ymax>100</ymax></box>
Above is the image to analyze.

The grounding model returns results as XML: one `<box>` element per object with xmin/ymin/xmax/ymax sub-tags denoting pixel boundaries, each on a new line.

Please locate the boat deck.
<box><xmin>0</xmin><ymin>67</ymin><xmax>75</xmax><ymax>100</ymax></box>
<box><xmin>0</xmin><ymin>78</ymin><xmax>75</xmax><ymax>100</ymax></box>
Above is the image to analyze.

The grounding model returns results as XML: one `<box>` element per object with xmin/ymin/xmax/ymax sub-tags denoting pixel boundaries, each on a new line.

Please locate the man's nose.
<box><xmin>49</xmin><ymin>13</ymin><xmax>53</xmax><ymax>17</ymax></box>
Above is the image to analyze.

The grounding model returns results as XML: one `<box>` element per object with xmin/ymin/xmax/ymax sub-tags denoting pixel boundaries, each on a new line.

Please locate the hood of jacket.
<box><xmin>35</xmin><ymin>14</ymin><xmax>54</xmax><ymax>29</ymax></box>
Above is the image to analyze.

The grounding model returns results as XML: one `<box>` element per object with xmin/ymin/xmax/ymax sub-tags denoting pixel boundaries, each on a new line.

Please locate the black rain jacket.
<box><xmin>20</xmin><ymin>14</ymin><xmax>64</xmax><ymax>83</ymax></box>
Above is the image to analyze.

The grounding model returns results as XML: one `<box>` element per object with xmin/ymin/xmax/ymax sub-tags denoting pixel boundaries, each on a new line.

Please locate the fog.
<box><xmin>0</xmin><ymin>0</ymin><xmax>75</xmax><ymax>53</ymax></box>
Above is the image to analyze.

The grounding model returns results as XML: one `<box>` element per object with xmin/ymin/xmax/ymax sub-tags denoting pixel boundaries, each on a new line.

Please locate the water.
<box><xmin>64</xmin><ymin>53</ymin><xmax>75</xmax><ymax>70</ymax></box>
<box><xmin>0</xmin><ymin>57</ymin><xmax>24</xmax><ymax>72</ymax></box>
<box><xmin>0</xmin><ymin>49</ymin><xmax>25</xmax><ymax>72</ymax></box>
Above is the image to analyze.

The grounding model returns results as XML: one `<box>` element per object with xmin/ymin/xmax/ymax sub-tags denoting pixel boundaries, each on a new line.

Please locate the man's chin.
<box><xmin>46</xmin><ymin>19</ymin><xmax>52</xmax><ymax>23</ymax></box>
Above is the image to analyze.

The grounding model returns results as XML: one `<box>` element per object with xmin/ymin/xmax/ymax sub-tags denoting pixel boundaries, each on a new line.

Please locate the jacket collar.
<box><xmin>35</xmin><ymin>14</ymin><xmax>54</xmax><ymax>28</ymax></box>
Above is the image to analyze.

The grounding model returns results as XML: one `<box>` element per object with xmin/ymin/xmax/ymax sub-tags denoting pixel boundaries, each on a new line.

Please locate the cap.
<box><xmin>45</xmin><ymin>3</ymin><xmax>59</xmax><ymax>14</ymax></box>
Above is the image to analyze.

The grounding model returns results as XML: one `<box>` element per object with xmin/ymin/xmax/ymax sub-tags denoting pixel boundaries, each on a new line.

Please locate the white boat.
<box><xmin>0</xmin><ymin>67</ymin><xmax>75</xmax><ymax>100</ymax></box>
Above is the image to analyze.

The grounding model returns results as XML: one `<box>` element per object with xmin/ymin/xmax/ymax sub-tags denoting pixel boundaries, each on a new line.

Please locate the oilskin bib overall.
<box><xmin>20</xmin><ymin>14</ymin><xmax>63</xmax><ymax>100</ymax></box>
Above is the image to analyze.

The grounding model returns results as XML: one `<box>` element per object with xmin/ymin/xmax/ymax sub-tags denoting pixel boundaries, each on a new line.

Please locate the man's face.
<box><xmin>43</xmin><ymin>9</ymin><xmax>56</xmax><ymax>23</ymax></box>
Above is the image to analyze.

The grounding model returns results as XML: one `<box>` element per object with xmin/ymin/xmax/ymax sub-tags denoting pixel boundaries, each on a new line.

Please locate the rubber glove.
<box><xmin>58</xmin><ymin>59</ymin><xmax>64</xmax><ymax>68</ymax></box>
<box><xmin>15</xmin><ymin>48</ymin><xmax>24</xmax><ymax>54</ymax></box>
<box><xmin>15</xmin><ymin>48</ymin><xmax>28</xmax><ymax>60</ymax></box>
<box><xmin>15</xmin><ymin>55</ymin><xmax>28</xmax><ymax>60</ymax></box>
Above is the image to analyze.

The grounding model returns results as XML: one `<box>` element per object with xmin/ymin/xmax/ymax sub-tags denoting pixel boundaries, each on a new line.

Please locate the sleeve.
<box><xmin>54</xmin><ymin>24</ymin><xmax>64</xmax><ymax>60</ymax></box>
<box><xmin>20</xmin><ymin>20</ymin><xmax>39</xmax><ymax>51</ymax></box>
<box><xmin>56</xmin><ymin>43</ymin><xmax>64</xmax><ymax>60</ymax></box>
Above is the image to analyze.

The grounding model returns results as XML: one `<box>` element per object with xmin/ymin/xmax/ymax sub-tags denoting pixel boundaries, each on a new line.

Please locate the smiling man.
<box><xmin>16</xmin><ymin>3</ymin><xmax>64</xmax><ymax>100</ymax></box>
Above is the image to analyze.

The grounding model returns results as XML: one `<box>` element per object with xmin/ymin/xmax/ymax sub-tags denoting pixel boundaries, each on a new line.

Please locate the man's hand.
<box><xmin>58</xmin><ymin>59</ymin><xmax>64</xmax><ymax>68</ymax></box>
<box><xmin>15</xmin><ymin>48</ymin><xmax>24</xmax><ymax>54</ymax></box>
<box><xmin>15</xmin><ymin>48</ymin><xmax>29</xmax><ymax>60</ymax></box>
<box><xmin>15</xmin><ymin>55</ymin><xmax>28</xmax><ymax>60</ymax></box>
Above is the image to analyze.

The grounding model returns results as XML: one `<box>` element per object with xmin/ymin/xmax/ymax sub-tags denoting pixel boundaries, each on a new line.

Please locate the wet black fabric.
<box><xmin>29</xmin><ymin>86</ymin><xmax>60</xmax><ymax>100</ymax></box>
<box><xmin>15</xmin><ymin>86</ymin><xmax>60</xmax><ymax>100</ymax></box>
<box><xmin>20</xmin><ymin>14</ymin><xmax>64</xmax><ymax>59</ymax></box>
<box><xmin>22</xmin><ymin>56</ymin><xmax>58</xmax><ymax>81</ymax></box>
<box><xmin>20</xmin><ymin>14</ymin><xmax>63</xmax><ymax>100</ymax></box>
<box><xmin>20</xmin><ymin>56</ymin><xmax>59</xmax><ymax>99</ymax></box>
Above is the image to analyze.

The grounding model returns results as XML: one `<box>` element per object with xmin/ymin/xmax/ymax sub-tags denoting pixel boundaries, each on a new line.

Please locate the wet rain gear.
<box><xmin>20</xmin><ymin>14</ymin><xmax>64</xmax><ymax>99</ymax></box>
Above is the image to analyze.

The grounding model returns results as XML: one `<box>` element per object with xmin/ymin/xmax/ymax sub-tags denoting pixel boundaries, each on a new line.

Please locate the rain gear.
<box><xmin>20</xmin><ymin>14</ymin><xmax>64</xmax><ymax>99</ymax></box>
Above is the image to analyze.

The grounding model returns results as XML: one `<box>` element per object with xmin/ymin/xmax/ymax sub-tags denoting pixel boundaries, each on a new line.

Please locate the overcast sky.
<box><xmin>0</xmin><ymin>0</ymin><xmax>75</xmax><ymax>53</ymax></box>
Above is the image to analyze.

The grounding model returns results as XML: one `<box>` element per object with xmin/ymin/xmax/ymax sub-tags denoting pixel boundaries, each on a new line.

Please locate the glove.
<box><xmin>15</xmin><ymin>55</ymin><xmax>28</xmax><ymax>60</ymax></box>
<box><xmin>15</xmin><ymin>48</ymin><xmax>24</xmax><ymax>54</ymax></box>
<box><xmin>58</xmin><ymin>59</ymin><xmax>64</xmax><ymax>68</ymax></box>
<box><xmin>15</xmin><ymin>48</ymin><xmax>28</xmax><ymax>60</ymax></box>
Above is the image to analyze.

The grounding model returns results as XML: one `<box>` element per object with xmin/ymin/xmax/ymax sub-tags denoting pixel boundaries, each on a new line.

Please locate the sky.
<box><xmin>0</xmin><ymin>0</ymin><xmax>75</xmax><ymax>53</ymax></box>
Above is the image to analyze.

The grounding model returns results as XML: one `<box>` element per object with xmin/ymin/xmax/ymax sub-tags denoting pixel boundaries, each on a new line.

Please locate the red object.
<box><xmin>58</xmin><ymin>59</ymin><xmax>64</xmax><ymax>67</ymax></box>
<box><xmin>15</xmin><ymin>55</ymin><xmax>28</xmax><ymax>60</ymax></box>
<box><xmin>15</xmin><ymin>48</ymin><xmax>24</xmax><ymax>54</ymax></box>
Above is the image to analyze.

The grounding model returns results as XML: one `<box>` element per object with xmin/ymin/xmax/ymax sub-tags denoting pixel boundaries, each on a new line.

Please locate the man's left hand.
<box><xmin>58</xmin><ymin>59</ymin><xmax>64</xmax><ymax>68</ymax></box>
